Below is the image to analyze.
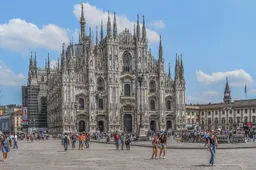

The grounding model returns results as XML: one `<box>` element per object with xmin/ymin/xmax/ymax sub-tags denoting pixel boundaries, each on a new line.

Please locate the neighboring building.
<box><xmin>24</xmin><ymin>52</ymin><xmax>48</xmax><ymax>131</ymax></box>
<box><xmin>186</xmin><ymin>78</ymin><xmax>256</xmax><ymax>131</ymax></box>
<box><xmin>6</xmin><ymin>105</ymin><xmax>22</xmax><ymax>115</ymax></box>
<box><xmin>26</xmin><ymin>4</ymin><xmax>186</xmax><ymax>134</ymax></box>
<box><xmin>11</xmin><ymin>110</ymin><xmax>23</xmax><ymax>134</ymax></box>
<box><xmin>0</xmin><ymin>115</ymin><xmax>11</xmax><ymax>133</ymax></box>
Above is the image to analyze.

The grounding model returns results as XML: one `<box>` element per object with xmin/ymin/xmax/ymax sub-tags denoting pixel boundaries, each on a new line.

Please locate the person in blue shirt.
<box><xmin>203</xmin><ymin>131</ymin><xmax>210</xmax><ymax>146</ymax></box>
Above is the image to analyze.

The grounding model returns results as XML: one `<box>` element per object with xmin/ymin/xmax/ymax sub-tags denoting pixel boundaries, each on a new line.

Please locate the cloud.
<box><xmin>0</xmin><ymin>61</ymin><xmax>26</xmax><ymax>86</ymax></box>
<box><xmin>73</xmin><ymin>3</ymin><xmax>160</xmax><ymax>43</ymax></box>
<box><xmin>196</xmin><ymin>69</ymin><xmax>253</xmax><ymax>87</ymax></box>
<box><xmin>0</xmin><ymin>19</ymin><xmax>70</xmax><ymax>53</ymax></box>
<box><xmin>50</xmin><ymin>60</ymin><xmax>58</xmax><ymax>69</ymax></box>
<box><xmin>150</xmin><ymin>20</ymin><xmax>165</xmax><ymax>29</ymax></box>
<box><xmin>186</xmin><ymin>91</ymin><xmax>220</xmax><ymax>104</ymax></box>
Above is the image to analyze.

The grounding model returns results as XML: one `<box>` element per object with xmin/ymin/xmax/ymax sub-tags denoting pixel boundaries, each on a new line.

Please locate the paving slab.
<box><xmin>0</xmin><ymin>140</ymin><xmax>255</xmax><ymax>170</ymax></box>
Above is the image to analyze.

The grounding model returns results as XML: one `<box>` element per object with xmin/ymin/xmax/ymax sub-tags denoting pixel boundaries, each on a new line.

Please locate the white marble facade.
<box><xmin>43</xmin><ymin>4</ymin><xmax>186</xmax><ymax>134</ymax></box>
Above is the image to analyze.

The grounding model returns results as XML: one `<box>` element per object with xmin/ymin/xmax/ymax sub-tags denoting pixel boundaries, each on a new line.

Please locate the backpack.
<box><xmin>64</xmin><ymin>136</ymin><xmax>68</xmax><ymax>143</ymax></box>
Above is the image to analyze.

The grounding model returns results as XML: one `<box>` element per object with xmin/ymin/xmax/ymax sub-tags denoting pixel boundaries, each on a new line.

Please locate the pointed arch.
<box><xmin>123</xmin><ymin>51</ymin><xmax>132</xmax><ymax>72</ymax></box>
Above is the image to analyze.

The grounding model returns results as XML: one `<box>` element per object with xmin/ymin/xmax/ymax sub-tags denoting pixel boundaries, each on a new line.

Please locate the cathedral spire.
<box><xmin>107</xmin><ymin>10</ymin><xmax>112</xmax><ymax>38</ymax></box>
<box><xmin>159</xmin><ymin>35</ymin><xmax>163</xmax><ymax>60</ymax></box>
<box><xmin>142</xmin><ymin>15</ymin><xmax>146</xmax><ymax>41</ymax></box>
<box><xmin>101</xmin><ymin>20</ymin><xmax>104</xmax><ymax>42</ymax></box>
<box><xmin>96</xmin><ymin>26</ymin><xmax>99</xmax><ymax>46</ymax></box>
<box><xmin>179</xmin><ymin>54</ymin><xmax>184</xmax><ymax>79</ymax></box>
<box><xmin>47</xmin><ymin>53</ymin><xmax>50</xmax><ymax>72</ymax></box>
<box><xmin>58</xmin><ymin>58</ymin><xmax>60</xmax><ymax>70</ymax></box>
<box><xmin>168</xmin><ymin>62</ymin><xmax>171</xmax><ymax>78</ymax></box>
<box><xmin>113</xmin><ymin>12</ymin><xmax>118</xmax><ymax>39</ymax></box>
<box><xmin>29</xmin><ymin>52</ymin><xmax>33</xmax><ymax>70</ymax></box>
<box><xmin>136</xmin><ymin>15</ymin><xmax>140</xmax><ymax>40</ymax></box>
<box><xmin>61</xmin><ymin>43</ymin><xmax>67</xmax><ymax>71</ymax></box>
<box><xmin>80</xmin><ymin>3</ymin><xmax>86</xmax><ymax>41</ymax></box>
<box><xmin>175</xmin><ymin>54</ymin><xmax>179</xmax><ymax>80</ymax></box>
<box><xmin>133</xmin><ymin>24</ymin><xmax>136</xmax><ymax>41</ymax></box>
<box><xmin>34</xmin><ymin>52</ymin><xmax>37</xmax><ymax>69</ymax></box>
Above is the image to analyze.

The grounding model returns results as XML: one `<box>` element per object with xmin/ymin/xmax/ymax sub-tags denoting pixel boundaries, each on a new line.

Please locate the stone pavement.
<box><xmin>1</xmin><ymin>140</ymin><xmax>256</xmax><ymax>170</ymax></box>
<box><xmin>91</xmin><ymin>139</ymin><xmax>256</xmax><ymax>149</ymax></box>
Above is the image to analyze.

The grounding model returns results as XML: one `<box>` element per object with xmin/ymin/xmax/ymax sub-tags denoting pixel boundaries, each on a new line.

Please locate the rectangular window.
<box><xmin>237</xmin><ymin>110</ymin><xmax>240</xmax><ymax>114</ymax></box>
<box><xmin>245</xmin><ymin>109</ymin><xmax>248</xmax><ymax>113</ymax></box>
<box><xmin>208</xmin><ymin>112</ymin><xmax>211</xmax><ymax>116</ymax></box>
<box><xmin>253</xmin><ymin>109</ymin><xmax>256</xmax><ymax>113</ymax></box>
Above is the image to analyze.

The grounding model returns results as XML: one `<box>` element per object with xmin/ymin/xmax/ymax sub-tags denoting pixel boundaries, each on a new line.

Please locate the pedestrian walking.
<box><xmin>208</xmin><ymin>130</ymin><xmax>218</xmax><ymax>166</ymax></box>
<box><xmin>13</xmin><ymin>134</ymin><xmax>18</xmax><ymax>149</ymax></box>
<box><xmin>120</xmin><ymin>133</ymin><xmax>124</xmax><ymax>150</ymax></box>
<box><xmin>114</xmin><ymin>131</ymin><xmax>120</xmax><ymax>150</ymax></box>
<box><xmin>125</xmin><ymin>135</ymin><xmax>131</xmax><ymax>150</ymax></box>
<box><xmin>78</xmin><ymin>133</ymin><xmax>84</xmax><ymax>150</ymax></box>
<box><xmin>0</xmin><ymin>135</ymin><xmax>11</xmax><ymax>162</ymax></box>
<box><xmin>71</xmin><ymin>134</ymin><xmax>76</xmax><ymax>150</ymax></box>
<box><xmin>159</xmin><ymin>134</ymin><xmax>167</xmax><ymax>159</ymax></box>
<box><xmin>151</xmin><ymin>134</ymin><xmax>159</xmax><ymax>159</ymax></box>
<box><xmin>63</xmin><ymin>134</ymin><xmax>70</xmax><ymax>151</ymax></box>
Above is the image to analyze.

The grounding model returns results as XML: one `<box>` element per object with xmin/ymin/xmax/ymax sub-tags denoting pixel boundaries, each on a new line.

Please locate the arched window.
<box><xmin>149</xmin><ymin>81</ymin><xmax>156</xmax><ymax>92</ymax></box>
<box><xmin>244</xmin><ymin>116</ymin><xmax>248</xmax><ymax>123</ymax></box>
<box><xmin>79</xmin><ymin>98</ymin><xmax>84</xmax><ymax>109</ymax></box>
<box><xmin>98</xmin><ymin>99</ymin><xmax>104</xmax><ymax>110</ymax></box>
<box><xmin>41</xmin><ymin>76</ymin><xmax>44</xmax><ymax>82</ymax></box>
<box><xmin>237</xmin><ymin>117</ymin><xmax>240</xmax><ymax>123</ymax></box>
<box><xmin>150</xmin><ymin>100</ymin><xmax>155</xmax><ymax>110</ymax></box>
<box><xmin>123</xmin><ymin>52</ymin><xmax>132</xmax><ymax>72</ymax></box>
<box><xmin>222</xmin><ymin>118</ymin><xmax>225</xmax><ymax>124</ymax></box>
<box><xmin>201</xmin><ymin>120</ymin><xmax>204</xmax><ymax>125</ymax></box>
<box><xmin>207</xmin><ymin>118</ymin><xmax>211</xmax><ymax>125</ymax></box>
<box><xmin>229</xmin><ymin>117</ymin><xmax>233</xmax><ymax>123</ymax></box>
<box><xmin>166</xmin><ymin>100</ymin><xmax>171</xmax><ymax>110</ymax></box>
<box><xmin>97</xmin><ymin>77</ymin><xmax>104</xmax><ymax>91</ymax></box>
<box><xmin>214</xmin><ymin>118</ymin><xmax>218</xmax><ymax>124</ymax></box>
<box><xmin>253</xmin><ymin>116</ymin><xmax>256</xmax><ymax>123</ymax></box>
<box><xmin>124</xmin><ymin>84</ymin><xmax>130</xmax><ymax>96</ymax></box>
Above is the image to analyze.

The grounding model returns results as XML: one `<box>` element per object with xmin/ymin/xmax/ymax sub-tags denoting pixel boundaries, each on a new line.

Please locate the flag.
<box><xmin>244</xmin><ymin>84</ymin><xmax>247</xmax><ymax>94</ymax></box>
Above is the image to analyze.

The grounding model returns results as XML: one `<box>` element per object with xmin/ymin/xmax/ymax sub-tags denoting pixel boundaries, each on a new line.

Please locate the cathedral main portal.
<box><xmin>123</xmin><ymin>114</ymin><xmax>132</xmax><ymax>133</ymax></box>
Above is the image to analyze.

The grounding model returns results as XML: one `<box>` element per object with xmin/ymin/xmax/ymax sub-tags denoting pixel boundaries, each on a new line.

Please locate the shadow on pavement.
<box><xmin>193</xmin><ymin>164</ymin><xmax>210</xmax><ymax>167</ymax></box>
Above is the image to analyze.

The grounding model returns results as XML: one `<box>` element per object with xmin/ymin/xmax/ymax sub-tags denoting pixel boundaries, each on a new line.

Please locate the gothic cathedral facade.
<box><xmin>27</xmin><ymin>4</ymin><xmax>186</xmax><ymax>134</ymax></box>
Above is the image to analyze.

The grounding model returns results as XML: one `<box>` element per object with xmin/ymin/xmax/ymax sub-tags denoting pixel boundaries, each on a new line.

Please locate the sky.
<box><xmin>0</xmin><ymin>0</ymin><xmax>256</xmax><ymax>105</ymax></box>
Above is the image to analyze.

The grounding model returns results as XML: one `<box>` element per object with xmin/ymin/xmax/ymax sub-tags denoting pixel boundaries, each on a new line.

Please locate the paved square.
<box><xmin>0</xmin><ymin>140</ymin><xmax>255</xmax><ymax>170</ymax></box>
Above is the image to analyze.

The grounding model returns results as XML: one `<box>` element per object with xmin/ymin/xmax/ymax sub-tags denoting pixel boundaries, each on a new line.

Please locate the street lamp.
<box><xmin>137</xmin><ymin>73</ymin><xmax>144</xmax><ymax>137</ymax></box>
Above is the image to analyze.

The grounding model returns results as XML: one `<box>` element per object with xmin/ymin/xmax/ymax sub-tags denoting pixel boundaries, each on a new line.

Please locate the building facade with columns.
<box><xmin>26</xmin><ymin>4</ymin><xmax>186</xmax><ymax>134</ymax></box>
<box><xmin>185</xmin><ymin>79</ymin><xmax>256</xmax><ymax>131</ymax></box>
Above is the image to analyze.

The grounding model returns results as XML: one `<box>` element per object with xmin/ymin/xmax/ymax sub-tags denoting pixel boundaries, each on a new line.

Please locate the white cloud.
<box><xmin>0</xmin><ymin>61</ymin><xmax>26</xmax><ymax>86</ymax></box>
<box><xmin>50</xmin><ymin>60</ymin><xmax>58</xmax><ymax>69</ymax></box>
<box><xmin>186</xmin><ymin>91</ymin><xmax>220</xmax><ymax>104</ymax></box>
<box><xmin>73</xmin><ymin>3</ymin><xmax>160</xmax><ymax>43</ymax></box>
<box><xmin>150</xmin><ymin>20</ymin><xmax>165</xmax><ymax>29</ymax></box>
<box><xmin>196</xmin><ymin>69</ymin><xmax>253</xmax><ymax>87</ymax></box>
<box><xmin>0</xmin><ymin>19</ymin><xmax>70</xmax><ymax>53</ymax></box>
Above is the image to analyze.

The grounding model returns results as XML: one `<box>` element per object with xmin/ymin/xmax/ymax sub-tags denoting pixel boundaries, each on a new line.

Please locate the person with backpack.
<box><xmin>63</xmin><ymin>134</ymin><xmax>70</xmax><ymax>151</ymax></box>
<box><xmin>1</xmin><ymin>135</ymin><xmax>11</xmax><ymax>162</ymax></box>
<box><xmin>120</xmin><ymin>133</ymin><xmax>125</xmax><ymax>150</ymax></box>
<box><xmin>71</xmin><ymin>134</ymin><xmax>76</xmax><ymax>150</ymax></box>
<box><xmin>125</xmin><ymin>134</ymin><xmax>131</xmax><ymax>150</ymax></box>
<box><xmin>208</xmin><ymin>130</ymin><xmax>218</xmax><ymax>166</ymax></box>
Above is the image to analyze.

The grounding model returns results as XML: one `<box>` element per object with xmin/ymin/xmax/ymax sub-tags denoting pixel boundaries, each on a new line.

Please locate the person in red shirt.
<box><xmin>114</xmin><ymin>131</ymin><xmax>120</xmax><ymax>150</ymax></box>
